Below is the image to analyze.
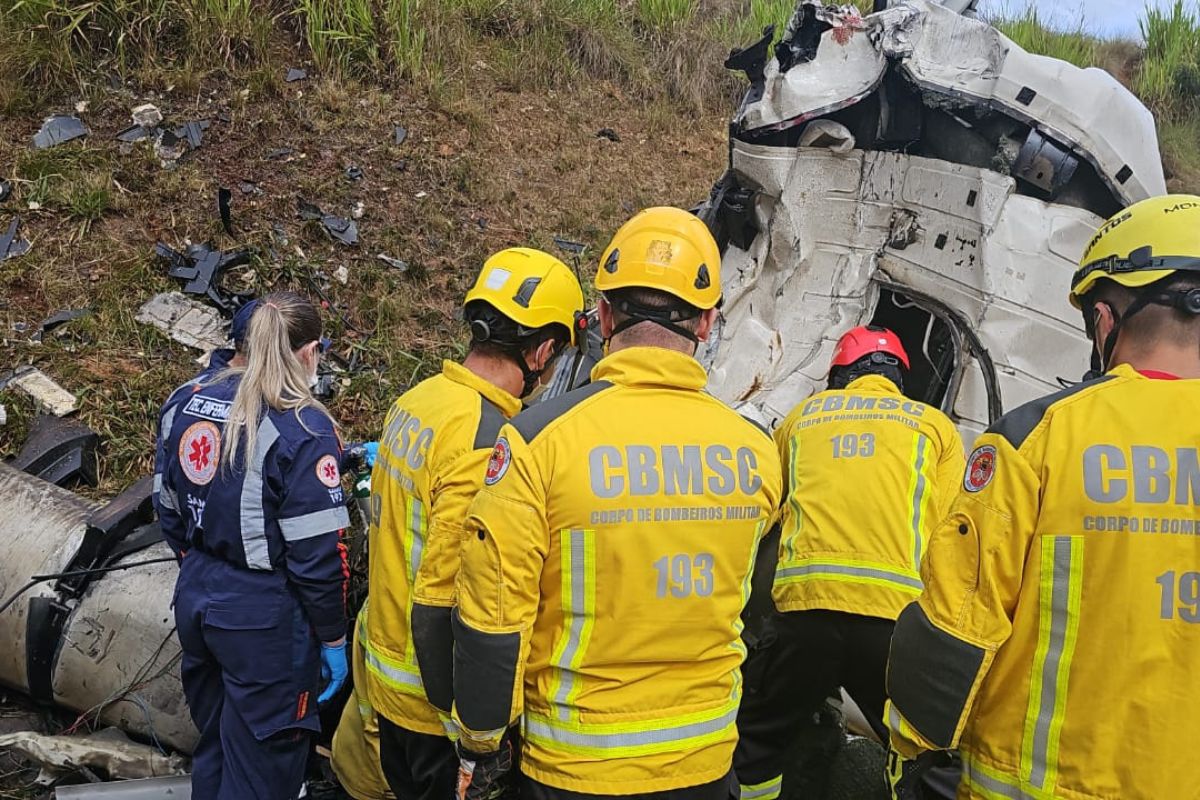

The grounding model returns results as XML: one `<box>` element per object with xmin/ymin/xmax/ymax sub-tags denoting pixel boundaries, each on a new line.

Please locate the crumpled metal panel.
<box><xmin>736</xmin><ymin>0</ymin><xmax>1165</xmax><ymax>206</ymax></box>
<box><xmin>706</xmin><ymin>142</ymin><xmax>1096</xmax><ymax>442</ymax></box>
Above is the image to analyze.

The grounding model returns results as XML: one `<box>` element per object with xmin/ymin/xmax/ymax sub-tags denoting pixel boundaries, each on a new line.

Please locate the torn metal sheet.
<box><xmin>174</xmin><ymin>120</ymin><xmax>208</xmax><ymax>149</ymax></box>
<box><xmin>33</xmin><ymin>116</ymin><xmax>89</xmax><ymax>149</ymax></box>
<box><xmin>115</xmin><ymin>126</ymin><xmax>151</xmax><ymax>144</ymax></box>
<box><xmin>377</xmin><ymin>254</ymin><xmax>408</xmax><ymax>273</ymax></box>
<box><xmin>11</xmin><ymin>413</ymin><xmax>98</xmax><ymax>487</ymax></box>
<box><xmin>298</xmin><ymin>199</ymin><xmax>359</xmax><ymax>246</ymax></box>
<box><xmin>31</xmin><ymin>309</ymin><xmax>92</xmax><ymax>343</ymax></box>
<box><xmin>0</xmin><ymin>729</ymin><xmax>186</xmax><ymax>781</ymax></box>
<box><xmin>8</xmin><ymin>368</ymin><xmax>78</xmax><ymax>417</ymax></box>
<box><xmin>131</xmin><ymin>104</ymin><xmax>163</xmax><ymax>129</ymax></box>
<box><xmin>2</xmin><ymin>216</ymin><xmax>32</xmax><ymax>261</ymax></box>
<box><xmin>155</xmin><ymin>242</ymin><xmax>253</xmax><ymax>312</ymax></box>
<box><xmin>393</xmin><ymin>126</ymin><xmax>408</xmax><ymax>145</ymax></box>
<box><xmin>135</xmin><ymin>292</ymin><xmax>228</xmax><ymax>352</ymax></box>
<box><xmin>55</xmin><ymin>775</ymin><xmax>192</xmax><ymax>798</ymax></box>
<box><xmin>286</xmin><ymin>67</ymin><xmax>308</xmax><ymax>82</ymax></box>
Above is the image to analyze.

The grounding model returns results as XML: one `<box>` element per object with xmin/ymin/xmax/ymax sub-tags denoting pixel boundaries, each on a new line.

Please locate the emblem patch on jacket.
<box><xmin>964</xmin><ymin>445</ymin><xmax>996</xmax><ymax>492</ymax></box>
<box><xmin>179</xmin><ymin>421</ymin><xmax>221</xmax><ymax>485</ymax></box>
<box><xmin>485</xmin><ymin>437</ymin><xmax>511</xmax><ymax>486</ymax></box>
<box><xmin>316</xmin><ymin>454</ymin><xmax>341</xmax><ymax>488</ymax></box>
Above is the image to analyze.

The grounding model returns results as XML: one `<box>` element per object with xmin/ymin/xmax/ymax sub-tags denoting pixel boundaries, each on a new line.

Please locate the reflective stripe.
<box><xmin>549</xmin><ymin>529</ymin><xmax>596</xmax><ymax>722</ymax></box>
<box><xmin>362</xmin><ymin>637</ymin><xmax>425</xmax><ymax>695</ymax></box>
<box><xmin>961</xmin><ymin>754</ymin><xmax>1055</xmax><ymax>800</ymax></box>
<box><xmin>153</xmin><ymin>473</ymin><xmax>162</xmax><ymax>494</ymax></box>
<box><xmin>1021</xmin><ymin>536</ymin><xmax>1083</xmax><ymax>793</ymax></box>
<box><xmin>525</xmin><ymin>700</ymin><xmax>738</xmax><ymax>758</ymax></box>
<box><xmin>279</xmin><ymin>506</ymin><xmax>350</xmax><ymax>541</ymax></box>
<box><xmin>239</xmin><ymin>417</ymin><xmax>280</xmax><ymax>570</ymax></box>
<box><xmin>775</xmin><ymin>560</ymin><xmax>923</xmax><ymax>593</ymax></box>
<box><xmin>402</xmin><ymin>496</ymin><xmax>427</xmax><ymax>663</ymax></box>
<box><xmin>159</xmin><ymin>486</ymin><xmax>180</xmax><ymax>513</ymax></box>
<box><xmin>161</xmin><ymin>403</ymin><xmax>180</xmax><ymax>442</ymax></box>
<box><xmin>740</xmin><ymin>775</ymin><xmax>783</xmax><ymax>800</ymax></box>
<box><xmin>781</xmin><ymin>435</ymin><xmax>803</xmax><ymax>565</ymax></box>
<box><xmin>909</xmin><ymin>433</ymin><xmax>929</xmax><ymax>568</ymax></box>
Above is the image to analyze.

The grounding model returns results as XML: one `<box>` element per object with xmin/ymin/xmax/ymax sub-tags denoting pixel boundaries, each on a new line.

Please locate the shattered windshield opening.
<box><xmin>868</xmin><ymin>287</ymin><xmax>957</xmax><ymax>411</ymax></box>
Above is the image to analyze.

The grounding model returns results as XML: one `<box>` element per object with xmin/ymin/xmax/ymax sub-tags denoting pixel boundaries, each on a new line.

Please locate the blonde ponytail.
<box><xmin>217</xmin><ymin>292</ymin><xmax>333</xmax><ymax>470</ymax></box>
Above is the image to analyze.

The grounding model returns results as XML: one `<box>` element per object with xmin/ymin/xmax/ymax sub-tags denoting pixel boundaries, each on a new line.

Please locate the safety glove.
<box><xmin>886</xmin><ymin>748</ymin><xmax>952</xmax><ymax>800</ymax></box>
<box><xmin>456</xmin><ymin>737</ymin><xmax>514</xmax><ymax>800</ymax></box>
<box><xmin>317</xmin><ymin>640</ymin><xmax>349</xmax><ymax>704</ymax></box>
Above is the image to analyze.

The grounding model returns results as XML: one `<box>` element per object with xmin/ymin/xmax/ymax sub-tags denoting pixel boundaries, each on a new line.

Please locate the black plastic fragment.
<box><xmin>298</xmin><ymin>198</ymin><xmax>359</xmax><ymax>246</ymax></box>
<box><xmin>156</xmin><ymin>241</ymin><xmax>254</xmax><ymax>312</ymax></box>
<box><xmin>1</xmin><ymin>217</ymin><xmax>31</xmax><ymax>261</ymax></box>
<box><xmin>25</xmin><ymin>596</ymin><xmax>71</xmax><ymax>703</ymax></box>
<box><xmin>116</xmin><ymin>125</ymin><xmax>152</xmax><ymax>143</ymax></box>
<box><xmin>175</xmin><ymin>120</ymin><xmax>209</xmax><ymax>149</ymax></box>
<box><xmin>12</xmin><ymin>414</ymin><xmax>100</xmax><ymax>488</ymax></box>
<box><xmin>776</xmin><ymin>5</ymin><xmax>831</xmax><ymax>71</ymax></box>
<box><xmin>218</xmin><ymin>186</ymin><xmax>235</xmax><ymax>236</ymax></box>
<box><xmin>33</xmin><ymin>115</ymin><xmax>89</xmax><ymax>149</ymax></box>
<box><xmin>31</xmin><ymin>308</ymin><xmax>91</xmax><ymax>343</ymax></box>
<box><xmin>286</xmin><ymin>68</ymin><xmax>309</xmax><ymax>82</ymax></box>
<box><xmin>267</xmin><ymin>147</ymin><xmax>295</xmax><ymax>161</ymax></box>
<box><xmin>0</xmin><ymin>180</ymin><xmax>11</xmax><ymax>203</ymax></box>
<box><xmin>595</xmin><ymin>128</ymin><xmax>620</xmax><ymax>143</ymax></box>
<box><xmin>1013</xmin><ymin>129</ymin><xmax>1079</xmax><ymax>196</ymax></box>
<box><xmin>394</xmin><ymin>126</ymin><xmax>408</xmax><ymax>145</ymax></box>
<box><xmin>57</xmin><ymin>474</ymin><xmax>156</xmax><ymax>598</ymax></box>
<box><xmin>725</xmin><ymin>25</ymin><xmax>775</xmax><ymax>107</ymax></box>
<box><xmin>345</xmin><ymin>165</ymin><xmax>364</xmax><ymax>181</ymax></box>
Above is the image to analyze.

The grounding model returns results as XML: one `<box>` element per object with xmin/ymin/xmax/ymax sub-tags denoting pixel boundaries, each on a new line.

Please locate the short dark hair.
<box><xmin>464</xmin><ymin>300</ymin><xmax>569</xmax><ymax>359</ymax></box>
<box><xmin>1088</xmin><ymin>274</ymin><xmax>1200</xmax><ymax>344</ymax></box>
<box><xmin>607</xmin><ymin>287</ymin><xmax>702</xmax><ymax>336</ymax></box>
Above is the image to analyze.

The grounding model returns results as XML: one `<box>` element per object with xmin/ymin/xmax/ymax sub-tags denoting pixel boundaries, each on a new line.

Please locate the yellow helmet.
<box><xmin>463</xmin><ymin>247</ymin><xmax>585</xmax><ymax>346</ymax></box>
<box><xmin>595</xmin><ymin>206</ymin><xmax>722</xmax><ymax>310</ymax></box>
<box><xmin>1070</xmin><ymin>194</ymin><xmax>1200</xmax><ymax>308</ymax></box>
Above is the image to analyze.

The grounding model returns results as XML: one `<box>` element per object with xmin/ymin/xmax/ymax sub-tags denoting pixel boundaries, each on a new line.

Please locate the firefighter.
<box><xmin>733</xmin><ymin>326</ymin><xmax>965</xmax><ymax>800</ymax></box>
<box><xmin>451</xmin><ymin>207</ymin><xmax>783</xmax><ymax>800</ymax></box>
<box><xmin>156</xmin><ymin>291</ymin><xmax>350</xmax><ymax>800</ymax></box>
<box><xmin>885</xmin><ymin>195</ymin><xmax>1200</xmax><ymax>800</ymax></box>
<box><xmin>362</xmin><ymin>248</ymin><xmax>584</xmax><ymax>800</ymax></box>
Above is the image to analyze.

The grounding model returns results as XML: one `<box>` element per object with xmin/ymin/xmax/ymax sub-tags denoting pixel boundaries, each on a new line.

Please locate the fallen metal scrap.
<box><xmin>298</xmin><ymin>199</ymin><xmax>359</xmax><ymax>246</ymax></box>
<box><xmin>4</xmin><ymin>367</ymin><xmax>79</xmax><ymax>417</ymax></box>
<box><xmin>155</xmin><ymin>241</ymin><xmax>252</xmax><ymax>312</ymax></box>
<box><xmin>2</xmin><ymin>216</ymin><xmax>32</xmax><ymax>261</ymax></box>
<box><xmin>11</xmin><ymin>413</ymin><xmax>99</xmax><ymax>488</ymax></box>
<box><xmin>0</xmin><ymin>728</ymin><xmax>187</xmax><ymax>782</ymax></box>
<box><xmin>33</xmin><ymin>116</ymin><xmax>89</xmax><ymax>149</ymax></box>
<box><xmin>135</xmin><ymin>292</ymin><xmax>228</xmax><ymax>352</ymax></box>
<box><xmin>55</xmin><ymin>775</ymin><xmax>192</xmax><ymax>798</ymax></box>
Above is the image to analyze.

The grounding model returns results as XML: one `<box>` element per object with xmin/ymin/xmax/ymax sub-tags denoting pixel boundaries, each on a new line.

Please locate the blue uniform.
<box><xmin>155</xmin><ymin>371</ymin><xmax>350</xmax><ymax>800</ymax></box>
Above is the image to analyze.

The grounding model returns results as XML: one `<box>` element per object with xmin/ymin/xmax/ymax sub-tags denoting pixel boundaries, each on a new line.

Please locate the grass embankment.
<box><xmin>0</xmin><ymin>0</ymin><xmax>1196</xmax><ymax>495</ymax></box>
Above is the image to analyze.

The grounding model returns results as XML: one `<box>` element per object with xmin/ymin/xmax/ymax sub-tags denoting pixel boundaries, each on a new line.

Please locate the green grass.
<box><xmin>993</xmin><ymin>5</ymin><xmax>1100</xmax><ymax>68</ymax></box>
<box><xmin>1137</xmin><ymin>0</ymin><xmax>1200</xmax><ymax>118</ymax></box>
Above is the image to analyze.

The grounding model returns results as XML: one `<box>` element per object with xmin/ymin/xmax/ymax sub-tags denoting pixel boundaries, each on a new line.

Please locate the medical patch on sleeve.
<box><xmin>964</xmin><ymin>445</ymin><xmax>997</xmax><ymax>493</ymax></box>
<box><xmin>179</xmin><ymin>421</ymin><xmax>220</xmax><ymax>485</ymax></box>
<box><xmin>484</xmin><ymin>437</ymin><xmax>511</xmax><ymax>486</ymax></box>
<box><xmin>316</xmin><ymin>454</ymin><xmax>341</xmax><ymax>488</ymax></box>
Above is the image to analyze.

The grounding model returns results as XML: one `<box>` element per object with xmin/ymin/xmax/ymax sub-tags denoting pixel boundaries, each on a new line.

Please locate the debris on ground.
<box><xmin>298</xmin><ymin>199</ymin><xmax>359</xmax><ymax>246</ymax></box>
<box><xmin>351</xmin><ymin>200</ymin><xmax>365</xmax><ymax>220</ymax></box>
<box><xmin>131</xmin><ymin>104</ymin><xmax>163</xmax><ymax>129</ymax></box>
<box><xmin>345</xmin><ymin>165</ymin><xmax>364</xmax><ymax>182</ymax></box>
<box><xmin>5</xmin><ymin>367</ymin><xmax>79</xmax><ymax>417</ymax></box>
<box><xmin>238</xmin><ymin>181</ymin><xmax>262</xmax><ymax>196</ymax></box>
<box><xmin>393</xmin><ymin>125</ymin><xmax>408</xmax><ymax>145</ymax></box>
<box><xmin>135</xmin><ymin>292</ymin><xmax>228</xmax><ymax>351</ymax></box>
<box><xmin>333</xmin><ymin>265</ymin><xmax>349</xmax><ymax>285</ymax></box>
<box><xmin>0</xmin><ymin>403</ymin><xmax>6</xmax><ymax>426</ymax></box>
<box><xmin>155</xmin><ymin>241</ymin><xmax>253</xmax><ymax>311</ymax></box>
<box><xmin>0</xmin><ymin>728</ymin><xmax>187</xmax><ymax>782</ymax></box>
<box><xmin>266</xmin><ymin>147</ymin><xmax>296</xmax><ymax>161</ymax></box>
<box><xmin>153</xmin><ymin>130</ymin><xmax>185</xmax><ymax>168</ymax></box>
<box><xmin>33</xmin><ymin>115</ymin><xmax>89</xmax><ymax>149</ymax></box>
<box><xmin>217</xmin><ymin>187</ymin><xmax>234</xmax><ymax>236</ymax></box>
<box><xmin>0</xmin><ymin>180</ymin><xmax>11</xmax><ymax>203</ymax></box>
<box><xmin>31</xmin><ymin>308</ymin><xmax>92</xmax><ymax>344</ymax></box>
<box><xmin>377</xmin><ymin>254</ymin><xmax>408</xmax><ymax>273</ymax></box>
<box><xmin>11</xmin><ymin>412</ymin><xmax>99</xmax><ymax>486</ymax></box>
<box><xmin>115</xmin><ymin>126</ymin><xmax>152</xmax><ymax>144</ymax></box>
<box><xmin>175</xmin><ymin>120</ymin><xmax>208</xmax><ymax>149</ymax></box>
<box><xmin>54</xmin><ymin>774</ymin><xmax>193</xmax><ymax>798</ymax></box>
<box><xmin>2</xmin><ymin>217</ymin><xmax>32</xmax><ymax>261</ymax></box>
<box><xmin>285</xmin><ymin>67</ymin><xmax>308</xmax><ymax>83</ymax></box>
<box><xmin>596</xmin><ymin>127</ymin><xmax>620</xmax><ymax>142</ymax></box>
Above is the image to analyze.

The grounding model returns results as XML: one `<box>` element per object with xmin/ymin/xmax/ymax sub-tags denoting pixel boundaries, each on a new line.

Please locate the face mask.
<box><xmin>524</xmin><ymin>374</ymin><xmax>551</xmax><ymax>404</ymax></box>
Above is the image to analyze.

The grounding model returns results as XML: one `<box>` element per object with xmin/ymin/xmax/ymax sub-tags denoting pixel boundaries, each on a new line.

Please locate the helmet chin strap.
<box><xmin>606</xmin><ymin>295</ymin><xmax>701</xmax><ymax>347</ymax></box>
<box><xmin>1091</xmin><ymin>287</ymin><xmax>1200</xmax><ymax>373</ymax></box>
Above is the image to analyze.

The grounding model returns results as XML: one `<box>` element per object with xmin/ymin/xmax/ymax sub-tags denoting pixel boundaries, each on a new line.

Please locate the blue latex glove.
<box><xmin>362</xmin><ymin>441</ymin><xmax>378</xmax><ymax>468</ymax></box>
<box><xmin>317</xmin><ymin>641</ymin><xmax>349</xmax><ymax>704</ymax></box>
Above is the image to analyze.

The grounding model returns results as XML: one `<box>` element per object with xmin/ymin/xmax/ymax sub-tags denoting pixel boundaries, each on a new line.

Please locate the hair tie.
<box><xmin>264</xmin><ymin>302</ymin><xmax>280</xmax><ymax>310</ymax></box>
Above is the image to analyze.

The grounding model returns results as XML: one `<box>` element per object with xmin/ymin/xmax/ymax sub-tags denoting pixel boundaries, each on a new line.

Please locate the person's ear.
<box><xmin>598</xmin><ymin>297</ymin><xmax>614</xmax><ymax>339</ymax></box>
<box><xmin>694</xmin><ymin>307</ymin><xmax>720</xmax><ymax>343</ymax></box>
<box><xmin>531</xmin><ymin>338</ymin><xmax>558</xmax><ymax>371</ymax></box>
<box><xmin>1092</xmin><ymin>302</ymin><xmax>1116</xmax><ymax>360</ymax></box>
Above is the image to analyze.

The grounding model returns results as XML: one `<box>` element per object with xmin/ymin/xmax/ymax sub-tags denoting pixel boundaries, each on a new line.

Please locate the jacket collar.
<box><xmin>442</xmin><ymin>360</ymin><xmax>523</xmax><ymax>417</ymax></box>
<box><xmin>845</xmin><ymin>374</ymin><xmax>902</xmax><ymax>394</ymax></box>
<box><xmin>590</xmin><ymin>347</ymin><xmax>708</xmax><ymax>392</ymax></box>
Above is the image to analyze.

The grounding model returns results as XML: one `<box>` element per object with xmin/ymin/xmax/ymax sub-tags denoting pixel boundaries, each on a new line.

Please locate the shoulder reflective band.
<box><xmin>240</xmin><ymin>416</ymin><xmax>280</xmax><ymax>570</ymax></box>
<box><xmin>524</xmin><ymin>698</ymin><xmax>739</xmax><ymax>759</ymax></box>
<box><xmin>774</xmin><ymin>558</ymin><xmax>923</xmax><ymax>595</ymax></box>
<box><xmin>908</xmin><ymin>433</ymin><xmax>931</xmax><ymax>569</ymax></box>
<box><xmin>740</xmin><ymin>775</ymin><xmax>783</xmax><ymax>800</ymax></box>
<box><xmin>1020</xmin><ymin>536</ymin><xmax>1084</xmax><ymax>794</ymax></box>
<box><xmin>548</xmin><ymin>528</ymin><xmax>597</xmax><ymax>723</ymax></box>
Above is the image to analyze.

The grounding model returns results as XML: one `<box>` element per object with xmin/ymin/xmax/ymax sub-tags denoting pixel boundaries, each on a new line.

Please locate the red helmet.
<box><xmin>831</xmin><ymin>325</ymin><xmax>910</xmax><ymax>370</ymax></box>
